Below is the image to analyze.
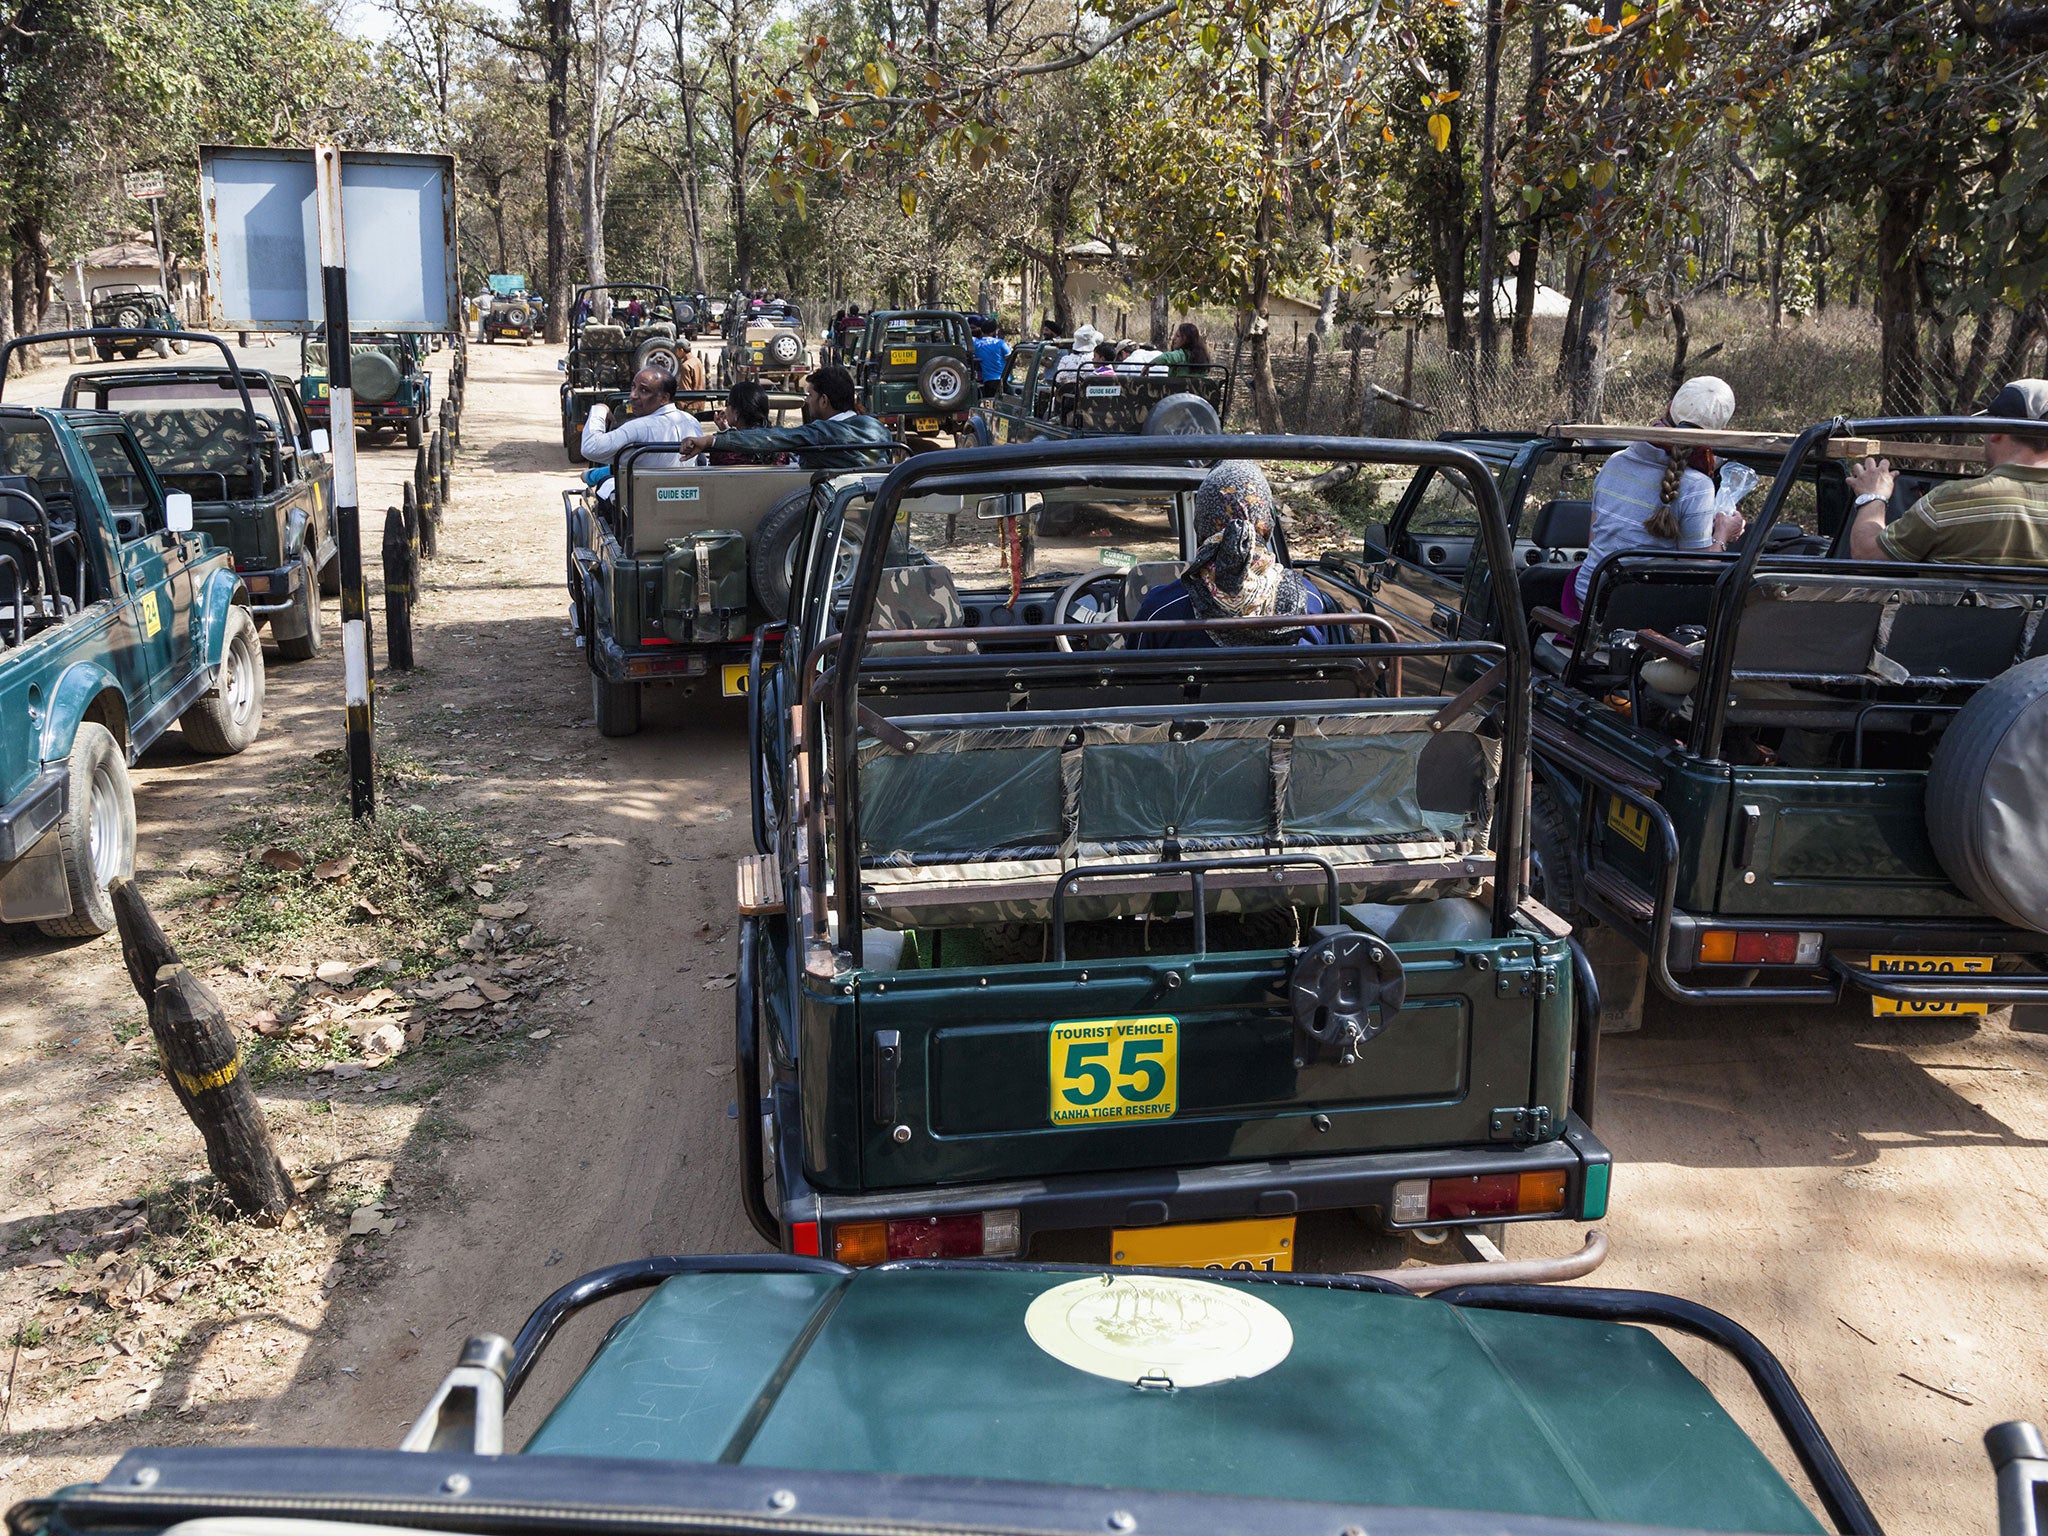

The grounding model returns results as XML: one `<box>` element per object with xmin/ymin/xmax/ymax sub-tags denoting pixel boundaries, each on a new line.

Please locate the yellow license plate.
<box><xmin>914</xmin><ymin>417</ymin><xmax>941</xmax><ymax>433</ymax></box>
<box><xmin>1113</xmin><ymin>1216</ymin><xmax>1295</xmax><ymax>1272</ymax></box>
<box><xmin>1049</xmin><ymin>1016</ymin><xmax>1176</xmax><ymax>1125</ymax></box>
<box><xmin>720</xmin><ymin>663</ymin><xmax>751</xmax><ymax>697</ymax></box>
<box><xmin>1606</xmin><ymin>794</ymin><xmax>1650</xmax><ymax>850</ymax></box>
<box><xmin>314</xmin><ymin>382</ymin><xmax>329</xmax><ymax>398</ymax></box>
<box><xmin>890</xmin><ymin>348</ymin><xmax>918</xmax><ymax>365</ymax></box>
<box><xmin>1870</xmin><ymin>954</ymin><xmax>1991</xmax><ymax>1015</ymax></box>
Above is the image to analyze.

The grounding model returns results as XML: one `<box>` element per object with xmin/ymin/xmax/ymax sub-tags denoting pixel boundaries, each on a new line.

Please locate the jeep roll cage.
<box><xmin>798</xmin><ymin>433</ymin><xmax>1534</xmax><ymax>956</ymax></box>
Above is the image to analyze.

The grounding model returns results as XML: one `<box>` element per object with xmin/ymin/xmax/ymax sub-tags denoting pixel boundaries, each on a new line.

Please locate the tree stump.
<box><xmin>111</xmin><ymin>879</ymin><xmax>295</xmax><ymax>1222</ymax></box>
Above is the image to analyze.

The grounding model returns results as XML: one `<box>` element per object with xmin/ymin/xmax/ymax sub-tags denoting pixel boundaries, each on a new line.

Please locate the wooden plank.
<box><xmin>736</xmin><ymin>851</ymin><xmax>784</xmax><ymax>915</ymax></box>
<box><xmin>1547</xmin><ymin>422</ymin><xmax>1984</xmax><ymax>467</ymax></box>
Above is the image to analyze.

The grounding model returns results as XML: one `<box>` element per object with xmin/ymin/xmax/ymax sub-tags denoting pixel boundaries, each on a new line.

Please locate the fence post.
<box><xmin>405</xmin><ymin>478</ymin><xmax>436</xmax><ymax>560</ymax></box>
<box><xmin>415</xmin><ymin>441</ymin><xmax>434</xmax><ymax>523</ymax></box>
<box><xmin>382</xmin><ymin>505</ymin><xmax>415</xmax><ymax>671</ymax></box>
<box><xmin>111</xmin><ymin>880</ymin><xmax>294</xmax><ymax>1222</ymax></box>
<box><xmin>431</xmin><ymin>430</ymin><xmax>449</xmax><ymax>505</ymax></box>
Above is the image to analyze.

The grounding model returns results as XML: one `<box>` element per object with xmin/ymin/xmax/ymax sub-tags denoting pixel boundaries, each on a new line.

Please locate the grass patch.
<box><xmin>178</xmin><ymin>803</ymin><xmax>488</xmax><ymax>970</ymax></box>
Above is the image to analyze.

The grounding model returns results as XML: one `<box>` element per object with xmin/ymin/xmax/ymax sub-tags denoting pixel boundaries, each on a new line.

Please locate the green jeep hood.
<box><xmin>525</xmin><ymin>1270</ymin><xmax>1822</xmax><ymax>1533</ymax></box>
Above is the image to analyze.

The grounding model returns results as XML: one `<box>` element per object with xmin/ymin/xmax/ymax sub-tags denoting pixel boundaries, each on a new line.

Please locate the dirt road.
<box><xmin>7</xmin><ymin>337</ymin><xmax>2048</xmax><ymax>1531</ymax></box>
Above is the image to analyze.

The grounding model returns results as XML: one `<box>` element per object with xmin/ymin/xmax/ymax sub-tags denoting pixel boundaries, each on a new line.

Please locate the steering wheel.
<box><xmin>1052</xmin><ymin>566</ymin><xmax>1131</xmax><ymax>652</ymax></box>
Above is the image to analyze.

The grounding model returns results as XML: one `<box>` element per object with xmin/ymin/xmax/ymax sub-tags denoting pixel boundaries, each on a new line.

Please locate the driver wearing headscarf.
<box><xmin>1135</xmin><ymin>460</ymin><xmax>1329</xmax><ymax>647</ymax></box>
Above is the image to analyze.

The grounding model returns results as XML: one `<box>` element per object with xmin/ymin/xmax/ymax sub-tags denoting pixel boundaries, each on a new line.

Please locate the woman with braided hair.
<box><xmin>1567</xmin><ymin>375</ymin><xmax>1747</xmax><ymax>621</ymax></box>
<box><xmin>1135</xmin><ymin>460</ymin><xmax>1329</xmax><ymax>648</ymax></box>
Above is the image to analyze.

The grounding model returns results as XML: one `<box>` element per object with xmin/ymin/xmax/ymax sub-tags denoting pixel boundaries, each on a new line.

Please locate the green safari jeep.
<box><xmin>975</xmin><ymin>338</ymin><xmax>1234</xmax><ymax>446</ymax></box>
<box><xmin>564</xmin><ymin>431</ymin><xmax>896</xmax><ymax>737</ymax></box>
<box><xmin>1360</xmin><ymin>417</ymin><xmax>2048</xmax><ymax>1026</ymax></box>
<box><xmin>86</xmin><ymin>284</ymin><xmax>190</xmax><ymax>361</ymax></box>
<box><xmin>300</xmin><ymin>331</ymin><xmax>433</xmax><ymax>448</ymax></box>
<box><xmin>853</xmin><ymin>310</ymin><xmax>978</xmax><ymax>444</ymax></box>
<box><xmin>11</xmin><ymin>1254</ymin><xmax>1901</xmax><ymax>1535</ymax></box>
<box><xmin>736</xmin><ymin>434</ymin><xmax>1608</xmax><ymax>1273</ymax></box>
<box><xmin>62</xmin><ymin>348</ymin><xmax>335</xmax><ymax>662</ymax></box>
<box><xmin>0</xmin><ymin>330</ymin><xmax>267</xmax><ymax>937</ymax></box>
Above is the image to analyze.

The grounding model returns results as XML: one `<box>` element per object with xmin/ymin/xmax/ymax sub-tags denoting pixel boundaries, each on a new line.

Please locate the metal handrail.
<box><xmin>1049</xmin><ymin>854</ymin><xmax>1341</xmax><ymax>961</ymax></box>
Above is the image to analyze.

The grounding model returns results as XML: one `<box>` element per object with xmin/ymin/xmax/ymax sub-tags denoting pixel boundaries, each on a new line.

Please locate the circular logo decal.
<box><xmin>1024</xmin><ymin>1273</ymin><xmax>1294</xmax><ymax>1388</ymax></box>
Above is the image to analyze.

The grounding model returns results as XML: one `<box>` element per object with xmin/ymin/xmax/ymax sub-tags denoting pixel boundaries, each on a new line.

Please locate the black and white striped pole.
<box><xmin>315</xmin><ymin>145</ymin><xmax>375</xmax><ymax>819</ymax></box>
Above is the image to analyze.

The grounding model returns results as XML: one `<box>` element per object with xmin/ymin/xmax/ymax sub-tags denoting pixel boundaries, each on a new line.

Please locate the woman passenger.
<box><xmin>1568</xmin><ymin>375</ymin><xmax>1747</xmax><ymax>622</ymax></box>
<box><xmin>1152</xmin><ymin>321</ymin><xmax>1212</xmax><ymax>373</ymax></box>
<box><xmin>706</xmin><ymin>381</ymin><xmax>786</xmax><ymax>465</ymax></box>
<box><xmin>1136</xmin><ymin>461</ymin><xmax>1328</xmax><ymax>648</ymax></box>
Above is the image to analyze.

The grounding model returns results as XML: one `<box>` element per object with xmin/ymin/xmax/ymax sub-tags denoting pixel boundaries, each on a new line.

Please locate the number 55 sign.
<box><xmin>1049</xmin><ymin>1017</ymin><xmax>1179</xmax><ymax>1125</ymax></box>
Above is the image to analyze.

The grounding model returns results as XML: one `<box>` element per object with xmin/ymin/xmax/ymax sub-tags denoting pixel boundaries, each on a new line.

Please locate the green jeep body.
<box><xmin>1360</xmin><ymin>420</ymin><xmax>2048</xmax><ymax>1016</ymax></box>
<box><xmin>299</xmin><ymin>332</ymin><xmax>433</xmax><ymax>448</ymax></box>
<box><xmin>86</xmin><ymin>284</ymin><xmax>189</xmax><ymax>361</ymax></box>
<box><xmin>0</xmin><ymin>371</ymin><xmax>265</xmax><ymax>936</ymax></box>
<box><xmin>738</xmin><ymin>434</ymin><xmax>1609</xmax><ymax>1272</ymax></box>
<box><xmin>559</xmin><ymin>283</ymin><xmax>681</xmax><ymax>464</ymax></box>
<box><xmin>565</xmin><ymin>435</ymin><xmax>841</xmax><ymax>737</ymax></box>
<box><xmin>853</xmin><ymin>310</ymin><xmax>978</xmax><ymax>443</ymax></box>
<box><xmin>17</xmin><ymin>1255</ymin><xmax>1885</xmax><ymax>1536</ymax></box>
<box><xmin>62</xmin><ymin>363</ymin><xmax>335</xmax><ymax>661</ymax></box>
<box><xmin>974</xmin><ymin>338</ymin><xmax>1235</xmax><ymax>446</ymax></box>
<box><xmin>718</xmin><ymin>299</ymin><xmax>809</xmax><ymax>390</ymax></box>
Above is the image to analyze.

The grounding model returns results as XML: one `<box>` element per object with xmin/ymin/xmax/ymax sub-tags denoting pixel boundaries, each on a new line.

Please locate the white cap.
<box><xmin>1669</xmin><ymin>375</ymin><xmax>1735</xmax><ymax>431</ymax></box>
<box><xmin>1072</xmin><ymin>323</ymin><xmax>1103</xmax><ymax>350</ymax></box>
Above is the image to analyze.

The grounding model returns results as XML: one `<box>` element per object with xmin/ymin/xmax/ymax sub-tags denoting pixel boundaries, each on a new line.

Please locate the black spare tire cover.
<box><xmin>1142</xmin><ymin>391</ymin><xmax>1221</xmax><ymax>435</ymax></box>
<box><xmin>1926</xmin><ymin>654</ymin><xmax>2048</xmax><ymax>932</ymax></box>
<box><xmin>917</xmin><ymin>356</ymin><xmax>971</xmax><ymax>411</ymax></box>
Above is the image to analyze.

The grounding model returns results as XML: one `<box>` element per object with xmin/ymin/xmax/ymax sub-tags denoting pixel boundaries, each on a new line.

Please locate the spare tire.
<box><xmin>767</xmin><ymin>331</ymin><xmax>803</xmax><ymax>367</ymax></box>
<box><xmin>633</xmin><ymin>337</ymin><xmax>681</xmax><ymax>378</ymax></box>
<box><xmin>351</xmin><ymin>347</ymin><xmax>402</xmax><ymax>403</ymax></box>
<box><xmin>1926</xmin><ymin>654</ymin><xmax>2048</xmax><ymax>932</ymax></box>
<box><xmin>675</xmin><ymin>299</ymin><xmax>698</xmax><ymax>329</ymax></box>
<box><xmin>1141</xmin><ymin>391</ymin><xmax>1221</xmax><ymax>435</ymax></box>
<box><xmin>918</xmin><ymin>356</ymin><xmax>972</xmax><ymax>411</ymax></box>
<box><xmin>749</xmin><ymin>487</ymin><xmax>813</xmax><ymax>620</ymax></box>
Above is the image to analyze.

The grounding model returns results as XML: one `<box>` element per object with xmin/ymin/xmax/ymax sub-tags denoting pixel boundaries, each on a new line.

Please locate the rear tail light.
<box><xmin>1698</xmin><ymin>929</ymin><xmax>1821</xmax><ymax>966</ymax></box>
<box><xmin>789</xmin><ymin>1220</ymin><xmax>821</xmax><ymax>1256</ymax></box>
<box><xmin>1391</xmin><ymin>1171</ymin><xmax>1568</xmax><ymax>1225</ymax></box>
<box><xmin>830</xmin><ymin>1208</ymin><xmax>1021</xmax><ymax>1266</ymax></box>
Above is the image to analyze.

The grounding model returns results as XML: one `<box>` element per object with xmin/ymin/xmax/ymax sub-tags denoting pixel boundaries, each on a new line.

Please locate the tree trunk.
<box><xmin>1475</xmin><ymin>0</ymin><xmax>1504</xmax><ymax>384</ymax></box>
<box><xmin>1564</xmin><ymin>0</ymin><xmax>1626</xmax><ymax>420</ymax></box>
<box><xmin>1248</xmin><ymin>54</ymin><xmax>1281</xmax><ymax>433</ymax></box>
<box><xmin>111</xmin><ymin>880</ymin><xmax>294</xmax><ymax>1222</ymax></box>
<box><xmin>1992</xmin><ymin>299</ymin><xmax>2045</xmax><ymax>390</ymax></box>
<box><xmin>543</xmin><ymin>0</ymin><xmax>572</xmax><ymax>343</ymax></box>
<box><xmin>1509</xmin><ymin>8</ymin><xmax>1549</xmax><ymax>370</ymax></box>
<box><xmin>1555</xmin><ymin>252</ymin><xmax>1587</xmax><ymax>385</ymax></box>
<box><xmin>1876</xmin><ymin>184</ymin><xmax>1927</xmax><ymax>415</ymax></box>
<box><xmin>1150</xmin><ymin>285</ymin><xmax>1170</xmax><ymax>348</ymax></box>
<box><xmin>679</xmin><ymin>73</ymin><xmax>709</xmax><ymax>292</ymax></box>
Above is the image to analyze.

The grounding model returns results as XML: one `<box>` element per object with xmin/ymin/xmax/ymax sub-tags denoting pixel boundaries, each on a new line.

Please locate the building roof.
<box><xmin>84</xmin><ymin>240</ymin><xmax>160</xmax><ymax>269</ymax></box>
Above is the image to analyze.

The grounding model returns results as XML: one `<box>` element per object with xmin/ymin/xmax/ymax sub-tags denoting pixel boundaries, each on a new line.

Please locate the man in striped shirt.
<box><xmin>1848</xmin><ymin>380</ymin><xmax>2048</xmax><ymax>563</ymax></box>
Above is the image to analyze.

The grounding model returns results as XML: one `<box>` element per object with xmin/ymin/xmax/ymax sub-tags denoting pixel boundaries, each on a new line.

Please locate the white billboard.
<box><xmin>198</xmin><ymin>146</ymin><xmax>457</xmax><ymax>332</ymax></box>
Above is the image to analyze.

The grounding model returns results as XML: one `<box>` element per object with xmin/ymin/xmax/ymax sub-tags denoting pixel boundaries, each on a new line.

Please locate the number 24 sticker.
<box><xmin>1049</xmin><ymin>1017</ymin><xmax>1177</xmax><ymax>1125</ymax></box>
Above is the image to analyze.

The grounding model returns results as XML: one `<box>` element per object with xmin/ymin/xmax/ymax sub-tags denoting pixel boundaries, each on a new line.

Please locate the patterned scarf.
<box><xmin>1185</xmin><ymin>460</ymin><xmax>1312</xmax><ymax>643</ymax></box>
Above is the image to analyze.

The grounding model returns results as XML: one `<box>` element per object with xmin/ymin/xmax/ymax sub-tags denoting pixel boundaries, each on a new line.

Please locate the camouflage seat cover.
<box><xmin>855</xmin><ymin>703</ymin><xmax>1497</xmax><ymax>928</ymax></box>
<box><xmin>582</xmin><ymin>324</ymin><xmax>630</xmax><ymax>352</ymax></box>
<box><xmin>124</xmin><ymin>408</ymin><xmax>262</xmax><ymax>498</ymax></box>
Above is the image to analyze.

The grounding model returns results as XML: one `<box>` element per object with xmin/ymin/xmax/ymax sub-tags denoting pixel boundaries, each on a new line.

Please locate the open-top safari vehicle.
<box><xmin>11</xmin><ymin>1248</ymin><xmax>1930</xmax><ymax>1535</ymax></box>
<box><xmin>63</xmin><ymin>351</ymin><xmax>335</xmax><ymax>660</ymax></box>
<box><xmin>0</xmin><ymin>330</ymin><xmax>267</xmax><ymax>936</ymax></box>
<box><xmin>299</xmin><ymin>330</ymin><xmax>432</xmax><ymax>448</ymax></box>
<box><xmin>851</xmin><ymin>309</ymin><xmax>978</xmax><ymax>445</ymax></box>
<box><xmin>735</xmin><ymin>434</ymin><xmax>1609</xmax><ymax>1276</ymax></box>
<box><xmin>1358</xmin><ymin>414</ymin><xmax>2048</xmax><ymax>1026</ymax></box>
<box><xmin>480</xmin><ymin>275</ymin><xmax>538</xmax><ymax>342</ymax></box>
<box><xmin>974</xmin><ymin>338</ymin><xmax>1234</xmax><ymax>447</ymax></box>
<box><xmin>563</xmin><ymin>419</ymin><xmax>898</xmax><ymax>736</ymax></box>
<box><xmin>86</xmin><ymin>283</ymin><xmax>190</xmax><ymax>361</ymax></box>
<box><xmin>558</xmin><ymin>282</ymin><xmax>683</xmax><ymax>462</ymax></box>
<box><xmin>719</xmin><ymin>297</ymin><xmax>809</xmax><ymax>390</ymax></box>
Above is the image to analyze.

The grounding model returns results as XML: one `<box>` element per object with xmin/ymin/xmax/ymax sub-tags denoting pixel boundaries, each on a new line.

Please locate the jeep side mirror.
<box><xmin>310</xmin><ymin>428</ymin><xmax>331</xmax><ymax>455</ymax></box>
<box><xmin>165</xmin><ymin>491</ymin><xmax>195</xmax><ymax>533</ymax></box>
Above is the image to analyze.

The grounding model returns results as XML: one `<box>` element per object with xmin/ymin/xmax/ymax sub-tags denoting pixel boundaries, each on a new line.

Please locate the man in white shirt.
<box><xmin>581</xmin><ymin>366</ymin><xmax>689</xmax><ymax>474</ymax></box>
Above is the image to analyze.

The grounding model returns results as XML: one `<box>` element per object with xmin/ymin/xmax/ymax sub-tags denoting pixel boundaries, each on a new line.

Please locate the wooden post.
<box><xmin>435</xmin><ymin>430</ymin><xmax>451</xmax><ymax>504</ymax></box>
<box><xmin>415</xmin><ymin>442</ymin><xmax>435</xmax><ymax>526</ymax></box>
<box><xmin>383</xmin><ymin>506</ymin><xmax>415</xmax><ymax>671</ymax></box>
<box><xmin>406</xmin><ymin>479</ymin><xmax>436</xmax><ymax>560</ymax></box>
<box><xmin>111</xmin><ymin>880</ymin><xmax>294</xmax><ymax>1223</ymax></box>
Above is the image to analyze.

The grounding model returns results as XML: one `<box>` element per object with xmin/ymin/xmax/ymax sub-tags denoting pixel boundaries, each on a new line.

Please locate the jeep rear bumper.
<box><xmin>774</xmin><ymin>1116</ymin><xmax>1611</xmax><ymax>1256</ymax></box>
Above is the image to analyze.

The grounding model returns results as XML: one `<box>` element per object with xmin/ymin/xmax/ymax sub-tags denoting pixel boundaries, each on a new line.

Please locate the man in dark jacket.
<box><xmin>675</xmin><ymin>365</ymin><xmax>891</xmax><ymax>469</ymax></box>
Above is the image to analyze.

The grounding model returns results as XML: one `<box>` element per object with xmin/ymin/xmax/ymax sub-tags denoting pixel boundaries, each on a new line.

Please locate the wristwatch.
<box><xmin>1853</xmin><ymin>491</ymin><xmax>1887</xmax><ymax>509</ymax></box>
